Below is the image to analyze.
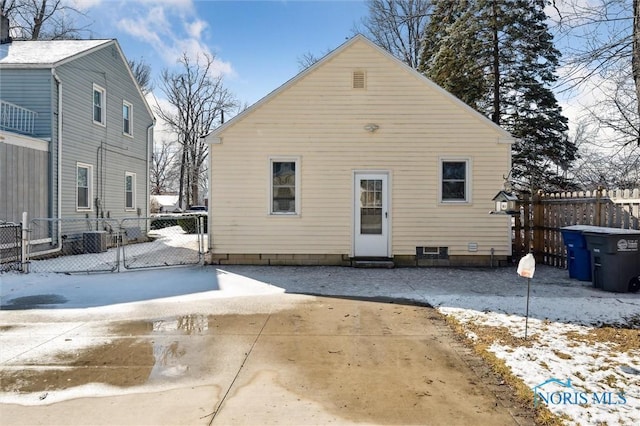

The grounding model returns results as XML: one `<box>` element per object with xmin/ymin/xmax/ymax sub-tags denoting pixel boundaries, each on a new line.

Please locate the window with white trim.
<box><xmin>125</xmin><ymin>172</ymin><xmax>136</xmax><ymax>210</ymax></box>
<box><xmin>123</xmin><ymin>101</ymin><xmax>132</xmax><ymax>136</ymax></box>
<box><xmin>440</xmin><ymin>159</ymin><xmax>470</xmax><ymax>203</ymax></box>
<box><xmin>93</xmin><ymin>84</ymin><xmax>106</xmax><ymax>125</ymax></box>
<box><xmin>270</xmin><ymin>158</ymin><xmax>300</xmax><ymax>215</ymax></box>
<box><xmin>77</xmin><ymin>163</ymin><xmax>93</xmax><ymax>210</ymax></box>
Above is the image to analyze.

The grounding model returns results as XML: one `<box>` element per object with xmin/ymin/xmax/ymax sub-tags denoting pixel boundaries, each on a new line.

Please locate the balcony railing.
<box><xmin>0</xmin><ymin>100</ymin><xmax>37</xmax><ymax>135</ymax></box>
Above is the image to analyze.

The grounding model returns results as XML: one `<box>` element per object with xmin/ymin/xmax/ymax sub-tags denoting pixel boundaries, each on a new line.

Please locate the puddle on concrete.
<box><xmin>1</xmin><ymin>339</ymin><xmax>153</xmax><ymax>393</ymax></box>
<box><xmin>0</xmin><ymin>313</ymin><xmax>265</xmax><ymax>393</ymax></box>
<box><xmin>2</xmin><ymin>294</ymin><xmax>68</xmax><ymax>310</ymax></box>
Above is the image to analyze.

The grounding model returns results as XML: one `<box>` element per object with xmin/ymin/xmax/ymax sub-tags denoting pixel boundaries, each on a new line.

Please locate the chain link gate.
<box><xmin>25</xmin><ymin>215</ymin><xmax>206</xmax><ymax>274</ymax></box>
<box><xmin>1</xmin><ymin>222</ymin><xmax>22</xmax><ymax>272</ymax></box>
<box><xmin>28</xmin><ymin>218</ymin><xmax>121</xmax><ymax>273</ymax></box>
<box><xmin>121</xmin><ymin>215</ymin><xmax>205</xmax><ymax>270</ymax></box>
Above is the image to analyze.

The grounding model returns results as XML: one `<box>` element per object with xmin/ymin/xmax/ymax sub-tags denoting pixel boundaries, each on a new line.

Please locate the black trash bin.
<box><xmin>583</xmin><ymin>227</ymin><xmax>640</xmax><ymax>293</ymax></box>
<box><xmin>560</xmin><ymin>225</ymin><xmax>594</xmax><ymax>281</ymax></box>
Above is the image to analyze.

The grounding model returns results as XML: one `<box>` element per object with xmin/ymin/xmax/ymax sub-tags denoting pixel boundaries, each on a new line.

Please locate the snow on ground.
<box><xmin>1</xmin><ymin>248</ymin><xmax>639</xmax><ymax>425</ymax></box>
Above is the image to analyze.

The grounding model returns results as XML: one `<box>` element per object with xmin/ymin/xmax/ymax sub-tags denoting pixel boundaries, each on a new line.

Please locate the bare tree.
<box><xmin>355</xmin><ymin>0</ymin><xmax>433</xmax><ymax>69</ymax></box>
<box><xmin>1</xmin><ymin>0</ymin><xmax>89</xmax><ymax>40</ymax></box>
<box><xmin>552</xmin><ymin>0</ymin><xmax>639</xmax><ymax>147</ymax></box>
<box><xmin>297</xmin><ymin>48</ymin><xmax>332</xmax><ymax>71</ymax></box>
<box><xmin>155</xmin><ymin>53</ymin><xmax>237</xmax><ymax>209</ymax></box>
<box><xmin>150</xmin><ymin>139</ymin><xmax>179</xmax><ymax>195</ymax></box>
<box><xmin>128</xmin><ymin>58</ymin><xmax>154</xmax><ymax>95</ymax></box>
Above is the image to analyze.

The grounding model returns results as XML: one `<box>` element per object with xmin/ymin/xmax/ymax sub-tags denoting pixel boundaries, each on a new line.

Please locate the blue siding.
<box><xmin>55</xmin><ymin>43</ymin><xmax>154</xmax><ymax>221</ymax></box>
<box><xmin>0</xmin><ymin>69</ymin><xmax>53</xmax><ymax>138</ymax></box>
<box><xmin>0</xmin><ymin>41</ymin><xmax>154</xmax><ymax>229</ymax></box>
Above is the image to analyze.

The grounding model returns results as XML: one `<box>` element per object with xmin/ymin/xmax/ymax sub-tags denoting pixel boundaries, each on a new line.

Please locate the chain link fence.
<box><xmin>1</xmin><ymin>222</ymin><xmax>22</xmax><ymax>272</ymax></box>
<box><xmin>26</xmin><ymin>215</ymin><xmax>206</xmax><ymax>274</ymax></box>
<box><xmin>122</xmin><ymin>215</ymin><xmax>205</xmax><ymax>270</ymax></box>
<box><xmin>28</xmin><ymin>218</ymin><xmax>120</xmax><ymax>273</ymax></box>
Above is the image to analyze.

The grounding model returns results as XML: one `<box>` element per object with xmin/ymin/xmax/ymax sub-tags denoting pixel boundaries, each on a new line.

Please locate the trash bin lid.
<box><xmin>581</xmin><ymin>226</ymin><xmax>640</xmax><ymax>235</ymax></box>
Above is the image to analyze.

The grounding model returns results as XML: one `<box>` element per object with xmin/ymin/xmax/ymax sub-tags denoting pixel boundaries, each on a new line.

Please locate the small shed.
<box><xmin>205</xmin><ymin>35</ymin><xmax>514</xmax><ymax>266</ymax></box>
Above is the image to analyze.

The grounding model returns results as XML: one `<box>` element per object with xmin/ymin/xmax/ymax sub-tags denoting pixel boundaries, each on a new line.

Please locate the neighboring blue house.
<box><xmin>0</xmin><ymin>24</ymin><xmax>154</xmax><ymax>252</ymax></box>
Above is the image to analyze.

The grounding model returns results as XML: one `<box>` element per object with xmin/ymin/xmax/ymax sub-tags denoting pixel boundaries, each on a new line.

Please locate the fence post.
<box><xmin>21</xmin><ymin>212</ymin><xmax>29</xmax><ymax>273</ymax></box>
<box><xmin>595</xmin><ymin>186</ymin><xmax>603</xmax><ymax>226</ymax></box>
<box><xmin>513</xmin><ymin>200</ymin><xmax>523</xmax><ymax>261</ymax></box>
<box><xmin>533</xmin><ymin>190</ymin><xmax>545</xmax><ymax>263</ymax></box>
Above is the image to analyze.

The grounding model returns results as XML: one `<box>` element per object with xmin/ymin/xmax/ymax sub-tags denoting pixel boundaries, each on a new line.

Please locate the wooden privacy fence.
<box><xmin>513</xmin><ymin>188</ymin><xmax>640</xmax><ymax>267</ymax></box>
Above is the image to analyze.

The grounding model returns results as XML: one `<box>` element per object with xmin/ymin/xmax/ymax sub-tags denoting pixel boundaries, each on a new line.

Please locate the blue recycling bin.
<box><xmin>560</xmin><ymin>225</ymin><xmax>593</xmax><ymax>281</ymax></box>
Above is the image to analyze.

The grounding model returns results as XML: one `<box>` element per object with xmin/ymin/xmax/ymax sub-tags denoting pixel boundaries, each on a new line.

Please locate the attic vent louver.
<box><xmin>352</xmin><ymin>71</ymin><xmax>365</xmax><ymax>89</ymax></box>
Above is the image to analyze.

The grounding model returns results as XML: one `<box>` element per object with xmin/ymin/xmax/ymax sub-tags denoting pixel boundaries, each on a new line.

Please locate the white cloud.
<box><xmin>70</xmin><ymin>0</ymin><xmax>104</xmax><ymax>12</ymax></box>
<box><xmin>115</xmin><ymin>2</ymin><xmax>234</xmax><ymax>77</ymax></box>
<box><xmin>185</xmin><ymin>19</ymin><xmax>207</xmax><ymax>39</ymax></box>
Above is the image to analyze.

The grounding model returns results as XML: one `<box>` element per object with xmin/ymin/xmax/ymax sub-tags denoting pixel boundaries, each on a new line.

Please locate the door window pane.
<box><xmin>360</xmin><ymin>179</ymin><xmax>382</xmax><ymax>234</ymax></box>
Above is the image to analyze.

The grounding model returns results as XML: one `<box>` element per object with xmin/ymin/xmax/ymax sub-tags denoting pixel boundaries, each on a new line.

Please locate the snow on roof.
<box><xmin>151</xmin><ymin>195</ymin><xmax>179</xmax><ymax>207</ymax></box>
<box><xmin>0</xmin><ymin>39</ymin><xmax>112</xmax><ymax>67</ymax></box>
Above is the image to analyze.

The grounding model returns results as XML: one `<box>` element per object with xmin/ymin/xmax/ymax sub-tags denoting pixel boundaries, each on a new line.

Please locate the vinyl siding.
<box><xmin>0</xmin><ymin>69</ymin><xmax>53</xmax><ymax>138</ymax></box>
<box><xmin>210</xmin><ymin>39</ymin><xmax>512</xmax><ymax>257</ymax></box>
<box><xmin>55</xmin><ymin>43</ymin><xmax>153</xmax><ymax>220</ymax></box>
<box><xmin>0</xmin><ymin>139</ymin><xmax>49</xmax><ymax>225</ymax></box>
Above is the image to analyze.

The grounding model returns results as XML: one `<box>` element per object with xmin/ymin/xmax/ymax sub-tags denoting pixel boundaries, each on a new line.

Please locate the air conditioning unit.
<box><xmin>83</xmin><ymin>231</ymin><xmax>108</xmax><ymax>253</ymax></box>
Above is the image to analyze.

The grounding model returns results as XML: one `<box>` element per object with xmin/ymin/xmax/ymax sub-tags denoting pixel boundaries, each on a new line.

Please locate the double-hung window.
<box><xmin>440</xmin><ymin>159</ymin><xmax>470</xmax><ymax>203</ymax></box>
<box><xmin>93</xmin><ymin>84</ymin><xmax>106</xmax><ymax>125</ymax></box>
<box><xmin>270</xmin><ymin>157</ymin><xmax>300</xmax><ymax>215</ymax></box>
<box><xmin>125</xmin><ymin>172</ymin><xmax>136</xmax><ymax>210</ymax></box>
<box><xmin>123</xmin><ymin>101</ymin><xmax>132</xmax><ymax>136</ymax></box>
<box><xmin>77</xmin><ymin>163</ymin><xmax>93</xmax><ymax>210</ymax></box>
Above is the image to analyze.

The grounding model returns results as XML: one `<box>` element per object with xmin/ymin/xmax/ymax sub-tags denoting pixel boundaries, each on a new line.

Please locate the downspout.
<box><xmin>35</xmin><ymin>68</ymin><xmax>64</xmax><ymax>256</ymax></box>
<box><xmin>146</xmin><ymin>119</ymin><xmax>155</xmax><ymax>219</ymax></box>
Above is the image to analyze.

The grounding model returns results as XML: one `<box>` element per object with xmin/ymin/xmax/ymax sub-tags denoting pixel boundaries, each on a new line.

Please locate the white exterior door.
<box><xmin>354</xmin><ymin>173</ymin><xmax>389</xmax><ymax>257</ymax></box>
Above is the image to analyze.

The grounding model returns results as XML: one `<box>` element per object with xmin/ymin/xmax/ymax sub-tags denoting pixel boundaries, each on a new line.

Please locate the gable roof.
<box><xmin>206</xmin><ymin>34</ymin><xmax>513</xmax><ymax>142</ymax></box>
<box><xmin>0</xmin><ymin>39</ymin><xmax>112</xmax><ymax>67</ymax></box>
<box><xmin>0</xmin><ymin>39</ymin><xmax>155</xmax><ymax>122</ymax></box>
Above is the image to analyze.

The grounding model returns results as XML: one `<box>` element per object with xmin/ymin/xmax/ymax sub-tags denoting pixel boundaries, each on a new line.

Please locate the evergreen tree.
<box><xmin>420</xmin><ymin>0</ymin><xmax>577</xmax><ymax>191</ymax></box>
<box><xmin>419</xmin><ymin>0</ymin><xmax>489</xmax><ymax>110</ymax></box>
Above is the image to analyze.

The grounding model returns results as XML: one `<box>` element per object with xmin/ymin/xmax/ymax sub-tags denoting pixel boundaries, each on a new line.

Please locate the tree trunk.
<box><xmin>633</xmin><ymin>0</ymin><xmax>640</xmax><ymax>145</ymax></box>
<box><xmin>177</xmin><ymin>146</ymin><xmax>186</xmax><ymax>210</ymax></box>
<box><xmin>491</xmin><ymin>0</ymin><xmax>500</xmax><ymax>124</ymax></box>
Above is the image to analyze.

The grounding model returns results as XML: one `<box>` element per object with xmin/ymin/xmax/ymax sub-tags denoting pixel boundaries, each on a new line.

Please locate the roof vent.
<box><xmin>352</xmin><ymin>71</ymin><xmax>365</xmax><ymax>89</ymax></box>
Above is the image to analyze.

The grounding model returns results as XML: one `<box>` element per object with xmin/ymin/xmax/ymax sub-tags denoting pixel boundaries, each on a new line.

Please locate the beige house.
<box><xmin>205</xmin><ymin>35</ymin><xmax>514</xmax><ymax>267</ymax></box>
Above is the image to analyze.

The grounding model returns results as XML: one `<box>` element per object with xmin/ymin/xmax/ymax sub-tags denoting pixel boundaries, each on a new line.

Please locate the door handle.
<box><xmin>385</xmin><ymin>212</ymin><xmax>388</xmax><ymax>218</ymax></box>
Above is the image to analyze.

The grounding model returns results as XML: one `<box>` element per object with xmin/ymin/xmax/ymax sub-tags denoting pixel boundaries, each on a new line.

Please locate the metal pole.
<box><xmin>21</xmin><ymin>212</ymin><xmax>29</xmax><ymax>273</ymax></box>
<box><xmin>525</xmin><ymin>277</ymin><xmax>531</xmax><ymax>339</ymax></box>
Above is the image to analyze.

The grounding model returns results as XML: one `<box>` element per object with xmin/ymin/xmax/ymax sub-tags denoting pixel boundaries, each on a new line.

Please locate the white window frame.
<box><xmin>439</xmin><ymin>158</ymin><xmax>471</xmax><ymax>204</ymax></box>
<box><xmin>122</xmin><ymin>100</ymin><xmax>133</xmax><ymax>137</ymax></box>
<box><xmin>93</xmin><ymin>84</ymin><xmax>106</xmax><ymax>126</ymax></box>
<box><xmin>125</xmin><ymin>171</ymin><xmax>136</xmax><ymax>211</ymax></box>
<box><xmin>76</xmin><ymin>162</ymin><xmax>93</xmax><ymax>211</ymax></box>
<box><xmin>269</xmin><ymin>156</ymin><xmax>301</xmax><ymax>216</ymax></box>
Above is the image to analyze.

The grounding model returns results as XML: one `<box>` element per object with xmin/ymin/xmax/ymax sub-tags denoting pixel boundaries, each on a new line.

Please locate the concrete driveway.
<box><xmin>0</xmin><ymin>268</ymin><xmax>536</xmax><ymax>425</ymax></box>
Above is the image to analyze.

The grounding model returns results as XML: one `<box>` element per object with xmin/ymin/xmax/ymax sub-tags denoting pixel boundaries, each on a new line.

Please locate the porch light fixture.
<box><xmin>364</xmin><ymin>123</ymin><xmax>379</xmax><ymax>133</ymax></box>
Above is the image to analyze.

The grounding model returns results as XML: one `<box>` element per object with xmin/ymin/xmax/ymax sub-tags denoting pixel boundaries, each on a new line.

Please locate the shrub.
<box><xmin>150</xmin><ymin>217</ymin><xmax>179</xmax><ymax>230</ymax></box>
<box><xmin>177</xmin><ymin>214</ymin><xmax>207</xmax><ymax>234</ymax></box>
